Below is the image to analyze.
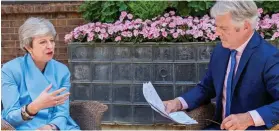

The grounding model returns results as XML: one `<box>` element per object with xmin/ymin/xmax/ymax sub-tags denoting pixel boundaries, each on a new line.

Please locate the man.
<box><xmin>163</xmin><ymin>1</ymin><xmax>279</xmax><ymax>130</ymax></box>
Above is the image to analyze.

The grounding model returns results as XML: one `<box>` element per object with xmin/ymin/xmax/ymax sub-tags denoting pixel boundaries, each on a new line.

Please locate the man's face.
<box><xmin>215</xmin><ymin>13</ymin><xmax>248</xmax><ymax>49</ymax></box>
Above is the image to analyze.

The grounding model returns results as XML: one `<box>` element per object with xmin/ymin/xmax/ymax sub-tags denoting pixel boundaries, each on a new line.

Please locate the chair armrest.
<box><xmin>70</xmin><ymin>100</ymin><xmax>108</xmax><ymax>130</ymax></box>
<box><xmin>182</xmin><ymin>103</ymin><xmax>216</xmax><ymax>130</ymax></box>
<box><xmin>1</xmin><ymin>119</ymin><xmax>15</xmax><ymax>130</ymax></box>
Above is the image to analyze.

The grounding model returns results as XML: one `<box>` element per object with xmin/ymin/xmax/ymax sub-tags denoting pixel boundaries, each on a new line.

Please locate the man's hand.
<box><xmin>163</xmin><ymin>98</ymin><xmax>182</xmax><ymax>114</ymax></box>
<box><xmin>221</xmin><ymin>112</ymin><xmax>255</xmax><ymax>130</ymax></box>
<box><xmin>36</xmin><ymin>124</ymin><xmax>52</xmax><ymax>130</ymax></box>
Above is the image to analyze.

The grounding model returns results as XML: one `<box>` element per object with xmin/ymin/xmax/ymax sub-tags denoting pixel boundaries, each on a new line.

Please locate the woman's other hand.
<box><xmin>27</xmin><ymin>84</ymin><xmax>70</xmax><ymax>115</ymax></box>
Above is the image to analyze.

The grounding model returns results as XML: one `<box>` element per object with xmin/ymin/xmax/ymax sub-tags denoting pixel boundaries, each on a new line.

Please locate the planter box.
<box><xmin>68</xmin><ymin>41</ymin><xmax>277</xmax><ymax>125</ymax></box>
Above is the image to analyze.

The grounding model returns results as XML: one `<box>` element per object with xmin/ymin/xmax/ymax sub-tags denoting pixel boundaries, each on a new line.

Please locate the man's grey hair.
<box><xmin>210</xmin><ymin>0</ymin><xmax>258</xmax><ymax>29</ymax></box>
<box><xmin>18</xmin><ymin>17</ymin><xmax>56</xmax><ymax>51</ymax></box>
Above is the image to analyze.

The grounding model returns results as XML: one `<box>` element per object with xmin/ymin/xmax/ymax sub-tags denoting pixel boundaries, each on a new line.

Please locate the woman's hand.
<box><xmin>27</xmin><ymin>84</ymin><xmax>70</xmax><ymax>115</ymax></box>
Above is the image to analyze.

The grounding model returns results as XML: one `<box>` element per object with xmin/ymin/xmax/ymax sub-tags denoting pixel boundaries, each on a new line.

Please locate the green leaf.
<box><xmin>118</xmin><ymin>2</ymin><xmax>128</xmax><ymax>11</ymax></box>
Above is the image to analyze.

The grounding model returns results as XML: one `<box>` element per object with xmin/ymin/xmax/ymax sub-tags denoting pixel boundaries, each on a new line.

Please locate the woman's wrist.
<box><xmin>27</xmin><ymin>102</ymin><xmax>40</xmax><ymax>115</ymax></box>
<box><xmin>21</xmin><ymin>105</ymin><xmax>34</xmax><ymax>120</ymax></box>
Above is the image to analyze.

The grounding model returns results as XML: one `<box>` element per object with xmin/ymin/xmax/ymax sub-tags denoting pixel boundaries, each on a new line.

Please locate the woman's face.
<box><xmin>25</xmin><ymin>35</ymin><xmax>55</xmax><ymax>63</ymax></box>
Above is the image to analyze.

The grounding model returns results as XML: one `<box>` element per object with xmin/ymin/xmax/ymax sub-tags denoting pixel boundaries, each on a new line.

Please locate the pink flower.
<box><xmin>115</xmin><ymin>36</ymin><xmax>121</xmax><ymax>41</ymax></box>
<box><xmin>165</xmin><ymin>17</ymin><xmax>171</xmax><ymax>23</ymax></box>
<box><xmin>103</xmin><ymin>33</ymin><xmax>109</xmax><ymax>39</ymax></box>
<box><xmin>98</xmin><ymin>34</ymin><xmax>104</xmax><ymax>40</ymax></box>
<box><xmin>96</xmin><ymin>22</ymin><xmax>101</xmax><ymax>26</ymax></box>
<box><xmin>172</xmin><ymin>32</ymin><xmax>179</xmax><ymax>38</ymax></box>
<box><xmin>127</xmin><ymin>14</ymin><xmax>133</xmax><ymax>19</ymax></box>
<box><xmin>258</xmin><ymin>8</ymin><xmax>263</xmax><ymax>16</ymax></box>
<box><xmin>65</xmin><ymin>33</ymin><xmax>73</xmax><ymax>43</ymax></box>
<box><xmin>127</xmin><ymin>31</ymin><xmax>133</xmax><ymax>37</ymax></box>
<box><xmin>121</xmin><ymin>11</ymin><xmax>127</xmax><ymax>18</ymax></box>
<box><xmin>121</xmin><ymin>31</ymin><xmax>127</xmax><ymax>37</ymax></box>
<box><xmin>148</xmin><ymin>33</ymin><xmax>153</xmax><ymax>39</ymax></box>
<box><xmin>88</xmin><ymin>23</ymin><xmax>95</xmax><ymax>28</ymax></box>
<box><xmin>87</xmin><ymin>32</ymin><xmax>94</xmax><ymax>41</ymax></box>
<box><xmin>193</xmin><ymin>17</ymin><xmax>199</xmax><ymax>23</ymax></box>
<box><xmin>108</xmin><ymin>29</ymin><xmax>114</xmax><ymax>35</ymax></box>
<box><xmin>169</xmin><ymin>22</ymin><xmax>176</xmax><ymax>28</ymax></box>
<box><xmin>135</xmin><ymin>19</ymin><xmax>143</xmax><ymax>23</ymax></box>
<box><xmin>169</xmin><ymin>11</ymin><xmax>175</xmax><ymax>16</ymax></box>
<box><xmin>95</xmin><ymin>27</ymin><xmax>100</xmax><ymax>32</ymax></box>
<box><xmin>153</xmin><ymin>33</ymin><xmax>160</xmax><ymax>38</ymax></box>
<box><xmin>177</xmin><ymin>20</ymin><xmax>183</xmax><ymax>26</ymax></box>
<box><xmin>192</xmin><ymin>25</ymin><xmax>198</xmax><ymax>30</ymax></box>
<box><xmin>73</xmin><ymin>31</ymin><xmax>80</xmax><ymax>39</ymax></box>
<box><xmin>151</xmin><ymin>22</ymin><xmax>157</xmax><ymax>27</ymax></box>
<box><xmin>209</xmin><ymin>35</ymin><xmax>216</xmax><ymax>41</ymax></box>
<box><xmin>271</xmin><ymin>32</ymin><xmax>279</xmax><ymax>40</ymax></box>
<box><xmin>164</xmin><ymin>13</ymin><xmax>169</xmax><ymax>17</ymax></box>
<box><xmin>134</xmin><ymin>30</ymin><xmax>139</xmax><ymax>37</ymax></box>
<box><xmin>162</xmin><ymin>31</ymin><xmax>168</xmax><ymax>37</ymax></box>
<box><xmin>100</xmin><ymin>28</ymin><xmax>106</xmax><ymax>34</ymax></box>
<box><xmin>128</xmin><ymin>25</ymin><xmax>134</xmax><ymax>30</ymax></box>
<box><xmin>193</xmin><ymin>30</ymin><xmax>199</xmax><ymax>38</ymax></box>
<box><xmin>186</xmin><ymin>30</ymin><xmax>191</xmax><ymax>35</ymax></box>
<box><xmin>197</xmin><ymin>31</ymin><xmax>203</xmax><ymax>37</ymax></box>
<box><xmin>170</xmin><ymin>29</ymin><xmax>175</xmax><ymax>34</ymax></box>
<box><xmin>160</xmin><ymin>17</ymin><xmax>166</xmax><ymax>21</ymax></box>
<box><xmin>115</xmin><ymin>20</ymin><xmax>121</xmax><ymax>25</ymax></box>
<box><xmin>177</xmin><ymin>29</ymin><xmax>183</xmax><ymax>34</ymax></box>
<box><xmin>202</xmin><ymin>23</ymin><xmax>209</xmax><ymax>30</ymax></box>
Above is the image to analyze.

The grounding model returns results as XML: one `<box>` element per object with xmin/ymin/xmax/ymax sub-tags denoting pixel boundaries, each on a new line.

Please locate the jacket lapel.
<box><xmin>215</xmin><ymin>46</ymin><xmax>230</xmax><ymax>97</ymax></box>
<box><xmin>24</xmin><ymin>53</ymin><xmax>58</xmax><ymax>100</ymax></box>
<box><xmin>231</xmin><ymin>32</ymin><xmax>261</xmax><ymax>96</ymax></box>
<box><xmin>43</xmin><ymin>60</ymin><xmax>58</xmax><ymax>93</ymax></box>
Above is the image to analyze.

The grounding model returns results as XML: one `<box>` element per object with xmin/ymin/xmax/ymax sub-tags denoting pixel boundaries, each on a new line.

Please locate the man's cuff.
<box><xmin>177</xmin><ymin>97</ymin><xmax>189</xmax><ymax>110</ymax></box>
<box><xmin>249</xmin><ymin>110</ymin><xmax>265</xmax><ymax>127</ymax></box>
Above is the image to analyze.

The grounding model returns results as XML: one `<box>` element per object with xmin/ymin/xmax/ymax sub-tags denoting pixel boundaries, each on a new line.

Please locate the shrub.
<box><xmin>127</xmin><ymin>1</ymin><xmax>169</xmax><ymax>20</ymax></box>
<box><xmin>78</xmin><ymin>1</ymin><xmax>128</xmax><ymax>23</ymax></box>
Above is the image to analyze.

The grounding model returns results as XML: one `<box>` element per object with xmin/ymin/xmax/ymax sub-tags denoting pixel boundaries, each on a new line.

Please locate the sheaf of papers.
<box><xmin>143</xmin><ymin>82</ymin><xmax>198</xmax><ymax>124</ymax></box>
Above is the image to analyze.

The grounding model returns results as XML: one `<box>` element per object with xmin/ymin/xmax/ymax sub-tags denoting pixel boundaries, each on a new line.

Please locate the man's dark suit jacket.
<box><xmin>181</xmin><ymin>32</ymin><xmax>279</xmax><ymax>129</ymax></box>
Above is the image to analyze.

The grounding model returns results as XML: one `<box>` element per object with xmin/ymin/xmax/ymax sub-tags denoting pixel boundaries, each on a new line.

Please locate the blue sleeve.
<box><xmin>256</xmin><ymin>51</ymin><xmax>279</xmax><ymax>129</ymax></box>
<box><xmin>49</xmin><ymin>69</ymin><xmax>71</xmax><ymax>130</ymax></box>
<box><xmin>180</xmin><ymin>47</ymin><xmax>216</xmax><ymax>110</ymax></box>
<box><xmin>1</xmin><ymin>66</ymin><xmax>26</xmax><ymax>126</ymax></box>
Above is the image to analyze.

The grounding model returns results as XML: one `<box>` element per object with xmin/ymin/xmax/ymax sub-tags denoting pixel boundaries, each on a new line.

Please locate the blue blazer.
<box><xmin>181</xmin><ymin>32</ymin><xmax>279</xmax><ymax>129</ymax></box>
<box><xmin>1</xmin><ymin>53</ymin><xmax>80</xmax><ymax>130</ymax></box>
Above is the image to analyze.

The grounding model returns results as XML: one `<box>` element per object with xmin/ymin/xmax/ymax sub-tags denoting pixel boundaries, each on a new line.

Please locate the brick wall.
<box><xmin>1</xmin><ymin>2</ymin><xmax>86</xmax><ymax>66</ymax></box>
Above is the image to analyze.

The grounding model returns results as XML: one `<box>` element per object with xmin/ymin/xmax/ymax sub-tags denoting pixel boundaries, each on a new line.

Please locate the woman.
<box><xmin>1</xmin><ymin>17</ymin><xmax>80</xmax><ymax>130</ymax></box>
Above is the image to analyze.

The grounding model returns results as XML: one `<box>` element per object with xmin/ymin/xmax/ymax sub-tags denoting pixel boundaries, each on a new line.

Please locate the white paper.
<box><xmin>143</xmin><ymin>82</ymin><xmax>198</xmax><ymax>124</ymax></box>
